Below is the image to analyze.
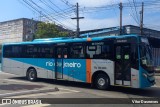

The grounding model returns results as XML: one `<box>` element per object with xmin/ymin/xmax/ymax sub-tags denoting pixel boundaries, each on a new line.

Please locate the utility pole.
<box><xmin>119</xmin><ymin>2</ymin><xmax>123</xmax><ymax>35</ymax></box>
<box><xmin>71</xmin><ymin>3</ymin><xmax>84</xmax><ymax>37</ymax></box>
<box><xmin>140</xmin><ymin>2</ymin><xmax>144</xmax><ymax>35</ymax></box>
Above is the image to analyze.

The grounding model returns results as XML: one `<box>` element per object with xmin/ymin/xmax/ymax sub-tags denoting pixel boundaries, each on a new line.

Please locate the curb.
<box><xmin>0</xmin><ymin>87</ymin><xmax>59</xmax><ymax>98</ymax></box>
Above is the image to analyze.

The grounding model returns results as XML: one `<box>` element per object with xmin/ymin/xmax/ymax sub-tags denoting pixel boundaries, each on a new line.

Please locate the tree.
<box><xmin>34</xmin><ymin>22</ymin><xmax>68</xmax><ymax>39</ymax></box>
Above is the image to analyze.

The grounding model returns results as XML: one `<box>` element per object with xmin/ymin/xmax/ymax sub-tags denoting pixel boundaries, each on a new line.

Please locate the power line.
<box><xmin>29</xmin><ymin>0</ymin><xmax>75</xmax><ymax>30</ymax></box>
<box><xmin>111</xmin><ymin>0</ymin><xmax>119</xmax><ymax>25</ymax></box>
<box><xmin>22</xmin><ymin>0</ymin><xmax>52</xmax><ymax>21</ymax></box>
<box><xmin>40</xmin><ymin>0</ymin><xmax>70</xmax><ymax>19</ymax></box>
<box><xmin>22</xmin><ymin>0</ymin><xmax>44</xmax><ymax>16</ymax></box>
<box><xmin>80</xmin><ymin>8</ymin><xmax>111</xmax><ymax>14</ymax></box>
<box><xmin>17</xmin><ymin>0</ymin><xmax>36</xmax><ymax>13</ymax></box>
<box><xmin>27</xmin><ymin>0</ymin><xmax>52</xmax><ymax>19</ymax></box>
<box><xmin>22</xmin><ymin>0</ymin><xmax>75</xmax><ymax>30</ymax></box>
<box><xmin>82</xmin><ymin>1</ymin><xmax>160</xmax><ymax>9</ymax></box>
<box><xmin>39</xmin><ymin>0</ymin><xmax>76</xmax><ymax>27</ymax></box>
<box><xmin>21</xmin><ymin>0</ymin><xmax>160</xmax><ymax>31</ymax></box>
<box><xmin>46</xmin><ymin>8</ymin><xmax>75</xmax><ymax>19</ymax></box>
<box><xmin>132</xmin><ymin>0</ymin><xmax>140</xmax><ymax>24</ymax></box>
<box><xmin>127</xmin><ymin>0</ymin><xmax>139</xmax><ymax>25</ymax></box>
<box><xmin>60</xmin><ymin>0</ymin><xmax>74</xmax><ymax>7</ymax></box>
<box><xmin>48</xmin><ymin>0</ymin><xmax>73</xmax><ymax>15</ymax></box>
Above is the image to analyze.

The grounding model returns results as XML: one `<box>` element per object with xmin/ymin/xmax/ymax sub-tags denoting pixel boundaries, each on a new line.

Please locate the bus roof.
<box><xmin>3</xmin><ymin>34</ymin><xmax>139</xmax><ymax>45</ymax></box>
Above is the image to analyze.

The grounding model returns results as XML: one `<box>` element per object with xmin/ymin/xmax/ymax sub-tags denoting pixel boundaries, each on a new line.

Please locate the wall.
<box><xmin>0</xmin><ymin>19</ymin><xmax>23</xmax><ymax>44</ymax></box>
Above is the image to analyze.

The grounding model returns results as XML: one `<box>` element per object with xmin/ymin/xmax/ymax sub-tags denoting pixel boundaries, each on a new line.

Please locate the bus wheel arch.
<box><xmin>26</xmin><ymin>67</ymin><xmax>37</xmax><ymax>81</ymax></box>
<box><xmin>92</xmin><ymin>71</ymin><xmax>110</xmax><ymax>90</ymax></box>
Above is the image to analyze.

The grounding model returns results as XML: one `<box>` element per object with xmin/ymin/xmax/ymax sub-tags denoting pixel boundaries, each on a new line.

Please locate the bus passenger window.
<box><xmin>70</xmin><ymin>45</ymin><xmax>85</xmax><ymax>58</ymax></box>
<box><xmin>86</xmin><ymin>43</ymin><xmax>112</xmax><ymax>60</ymax></box>
<box><xmin>56</xmin><ymin>48</ymin><xmax>61</xmax><ymax>58</ymax></box>
<box><xmin>87</xmin><ymin>45</ymin><xmax>97</xmax><ymax>58</ymax></box>
<box><xmin>63</xmin><ymin>48</ymin><xmax>68</xmax><ymax>58</ymax></box>
<box><xmin>101</xmin><ymin>45</ymin><xmax>112</xmax><ymax>59</ymax></box>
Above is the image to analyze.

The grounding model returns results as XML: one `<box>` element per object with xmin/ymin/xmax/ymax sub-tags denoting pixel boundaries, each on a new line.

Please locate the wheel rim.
<box><xmin>98</xmin><ymin>78</ymin><xmax>106</xmax><ymax>86</ymax></box>
<box><xmin>29</xmin><ymin>70</ymin><xmax>35</xmax><ymax>80</ymax></box>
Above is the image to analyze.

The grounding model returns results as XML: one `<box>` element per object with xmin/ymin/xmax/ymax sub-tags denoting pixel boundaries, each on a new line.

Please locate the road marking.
<box><xmin>2</xmin><ymin>79</ymin><xmax>80</xmax><ymax>93</ymax></box>
<box><xmin>22</xmin><ymin>104</ymin><xmax>50</xmax><ymax>107</ymax></box>
<box><xmin>0</xmin><ymin>88</ymin><xmax>57</xmax><ymax>97</ymax></box>
<box><xmin>3</xmin><ymin>79</ymin><xmax>38</xmax><ymax>85</ymax></box>
<box><xmin>58</xmin><ymin>88</ymin><xmax>80</xmax><ymax>92</ymax></box>
<box><xmin>0</xmin><ymin>72</ymin><xmax>16</xmax><ymax>76</ymax></box>
<box><xmin>7</xmin><ymin>88</ymin><xmax>80</xmax><ymax>98</ymax></box>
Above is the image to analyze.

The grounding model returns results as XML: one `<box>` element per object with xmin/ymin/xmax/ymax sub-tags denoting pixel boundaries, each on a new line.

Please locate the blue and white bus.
<box><xmin>1</xmin><ymin>35</ymin><xmax>155</xmax><ymax>90</ymax></box>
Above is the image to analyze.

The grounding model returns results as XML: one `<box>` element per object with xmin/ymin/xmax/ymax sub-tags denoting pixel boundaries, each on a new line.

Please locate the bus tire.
<box><xmin>95</xmin><ymin>73</ymin><xmax>110</xmax><ymax>90</ymax></box>
<box><xmin>27</xmin><ymin>68</ymin><xmax>37</xmax><ymax>81</ymax></box>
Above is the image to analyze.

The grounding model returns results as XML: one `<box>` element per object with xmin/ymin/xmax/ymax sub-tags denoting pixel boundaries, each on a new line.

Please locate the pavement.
<box><xmin>0</xmin><ymin>72</ymin><xmax>160</xmax><ymax>98</ymax></box>
<box><xmin>0</xmin><ymin>72</ymin><xmax>82</xmax><ymax>98</ymax></box>
<box><xmin>0</xmin><ymin>71</ymin><xmax>160</xmax><ymax>107</ymax></box>
<box><xmin>155</xmin><ymin>75</ymin><xmax>160</xmax><ymax>86</ymax></box>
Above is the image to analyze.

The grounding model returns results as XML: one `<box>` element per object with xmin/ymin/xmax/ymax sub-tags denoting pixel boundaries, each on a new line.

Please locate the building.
<box><xmin>80</xmin><ymin>25</ymin><xmax>160</xmax><ymax>66</ymax></box>
<box><xmin>0</xmin><ymin>18</ymin><xmax>39</xmax><ymax>45</ymax></box>
<box><xmin>80</xmin><ymin>25</ymin><xmax>160</xmax><ymax>38</ymax></box>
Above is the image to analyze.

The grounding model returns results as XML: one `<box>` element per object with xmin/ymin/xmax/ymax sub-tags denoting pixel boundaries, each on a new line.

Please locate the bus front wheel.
<box><xmin>27</xmin><ymin>68</ymin><xmax>37</xmax><ymax>81</ymax></box>
<box><xmin>95</xmin><ymin>73</ymin><xmax>110</xmax><ymax>90</ymax></box>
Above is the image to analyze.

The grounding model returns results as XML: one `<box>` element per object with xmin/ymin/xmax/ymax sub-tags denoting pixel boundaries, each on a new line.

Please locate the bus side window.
<box><xmin>12</xmin><ymin>45</ymin><xmax>23</xmax><ymax>58</ymax></box>
<box><xmin>57</xmin><ymin>48</ymin><xmax>61</xmax><ymax>58</ymax></box>
<box><xmin>70</xmin><ymin>44</ymin><xmax>85</xmax><ymax>59</ymax></box>
<box><xmin>86</xmin><ymin>42</ymin><xmax>112</xmax><ymax>60</ymax></box>
<box><xmin>41</xmin><ymin>44</ymin><xmax>54</xmax><ymax>58</ymax></box>
<box><xmin>63</xmin><ymin>48</ymin><xmax>68</xmax><ymax>58</ymax></box>
<box><xmin>3</xmin><ymin>46</ymin><xmax>12</xmax><ymax>58</ymax></box>
<box><xmin>101</xmin><ymin>45</ymin><xmax>112</xmax><ymax>59</ymax></box>
<box><xmin>86</xmin><ymin>45</ymin><xmax>96</xmax><ymax>59</ymax></box>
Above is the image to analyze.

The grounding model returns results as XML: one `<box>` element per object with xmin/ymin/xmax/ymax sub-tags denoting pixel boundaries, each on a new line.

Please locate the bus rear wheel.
<box><xmin>27</xmin><ymin>68</ymin><xmax>37</xmax><ymax>81</ymax></box>
<box><xmin>95</xmin><ymin>73</ymin><xmax>110</xmax><ymax>90</ymax></box>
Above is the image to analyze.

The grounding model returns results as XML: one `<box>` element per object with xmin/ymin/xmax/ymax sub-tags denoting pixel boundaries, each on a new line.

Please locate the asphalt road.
<box><xmin>0</xmin><ymin>72</ymin><xmax>160</xmax><ymax>107</ymax></box>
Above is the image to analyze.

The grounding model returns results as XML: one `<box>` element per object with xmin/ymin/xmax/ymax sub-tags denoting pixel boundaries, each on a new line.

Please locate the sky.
<box><xmin>0</xmin><ymin>0</ymin><xmax>160</xmax><ymax>31</ymax></box>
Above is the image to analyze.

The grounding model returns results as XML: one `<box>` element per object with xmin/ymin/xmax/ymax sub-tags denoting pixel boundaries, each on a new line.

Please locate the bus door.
<box><xmin>114</xmin><ymin>44</ymin><xmax>131</xmax><ymax>86</ymax></box>
<box><xmin>55</xmin><ymin>47</ymin><xmax>67</xmax><ymax>79</ymax></box>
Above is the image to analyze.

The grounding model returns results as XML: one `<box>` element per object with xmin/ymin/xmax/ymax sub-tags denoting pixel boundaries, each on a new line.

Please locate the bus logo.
<box><xmin>46</xmin><ymin>61</ymin><xmax>81</xmax><ymax>68</ymax></box>
<box><xmin>63</xmin><ymin>62</ymin><xmax>81</xmax><ymax>68</ymax></box>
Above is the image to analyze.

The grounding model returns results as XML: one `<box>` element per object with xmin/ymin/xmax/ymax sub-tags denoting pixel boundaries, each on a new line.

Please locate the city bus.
<box><xmin>1</xmin><ymin>35</ymin><xmax>155</xmax><ymax>90</ymax></box>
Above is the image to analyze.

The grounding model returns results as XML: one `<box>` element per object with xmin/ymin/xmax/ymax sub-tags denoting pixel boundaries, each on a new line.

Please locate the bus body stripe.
<box><xmin>86</xmin><ymin>59</ymin><xmax>92</xmax><ymax>83</ymax></box>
